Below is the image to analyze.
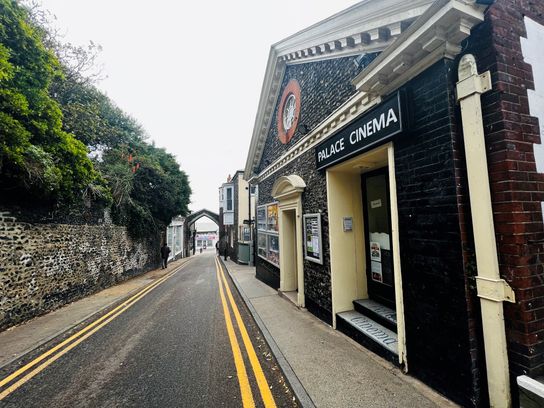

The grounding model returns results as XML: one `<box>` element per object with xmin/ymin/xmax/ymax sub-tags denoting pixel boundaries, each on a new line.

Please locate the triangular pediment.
<box><xmin>244</xmin><ymin>0</ymin><xmax>436</xmax><ymax>177</ymax></box>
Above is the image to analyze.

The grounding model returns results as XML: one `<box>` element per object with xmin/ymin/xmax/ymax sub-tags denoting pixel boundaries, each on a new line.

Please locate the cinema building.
<box><xmin>244</xmin><ymin>0</ymin><xmax>544</xmax><ymax>406</ymax></box>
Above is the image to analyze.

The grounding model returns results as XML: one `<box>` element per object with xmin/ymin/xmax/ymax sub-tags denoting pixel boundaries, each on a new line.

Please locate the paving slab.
<box><xmin>223</xmin><ymin>259</ymin><xmax>459</xmax><ymax>408</ymax></box>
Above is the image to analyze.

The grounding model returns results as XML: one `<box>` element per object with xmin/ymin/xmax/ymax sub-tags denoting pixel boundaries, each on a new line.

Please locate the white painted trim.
<box><xmin>517</xmin><ymin>375</ymin><xmax>544</xmax><ymax>398</ymax></box>
<box><xmin>388</xmin><ymin>144</ymin><xmax>407</xmax><ymax>369</ymax></box>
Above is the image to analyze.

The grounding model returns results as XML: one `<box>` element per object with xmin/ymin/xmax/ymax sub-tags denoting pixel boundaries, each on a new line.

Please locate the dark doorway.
<box><xmin>362</xmin><ymin>168</ymin><xmax>396</xmax><ymax>309</ymax></box>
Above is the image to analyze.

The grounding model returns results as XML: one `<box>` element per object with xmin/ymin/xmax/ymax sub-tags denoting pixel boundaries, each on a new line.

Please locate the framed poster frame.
<box><xmin>303</xmin><ymin>213</ymin><xmax>323</xmax><ymax>264</ymax></box>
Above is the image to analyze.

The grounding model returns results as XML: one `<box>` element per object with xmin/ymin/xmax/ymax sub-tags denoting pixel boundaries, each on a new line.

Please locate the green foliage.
<box><xmin>99</xmin><ymin>143</ymin><xmax>192</xmax><ymax>237</ymax></box>
<box><xmin>0</xmin><ymin>0</ymin><xmax>101</xmax><ymax>202</ymax></box>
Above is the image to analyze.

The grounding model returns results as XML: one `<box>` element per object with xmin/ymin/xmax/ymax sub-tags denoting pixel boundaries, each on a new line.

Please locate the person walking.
<box><xmin>161</xmin><ymin>242</ymin><xmax>171</xmax><ymax>269</ymax></box>
<box><xmin>218</xmin><ymin>238</ymin><xmax>227</xmax><ymax>260</ymax></box>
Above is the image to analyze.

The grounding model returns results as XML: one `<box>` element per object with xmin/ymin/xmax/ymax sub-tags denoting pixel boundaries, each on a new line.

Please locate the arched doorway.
<box><xmin>271</xmin><ymin>175</ymin><xmax>306</xmax><ymax>307</ymax></box>
<box><xmin>184</xmin><ymin>209</ymin><xmax>220</xmax><ymax>256</ymax></box>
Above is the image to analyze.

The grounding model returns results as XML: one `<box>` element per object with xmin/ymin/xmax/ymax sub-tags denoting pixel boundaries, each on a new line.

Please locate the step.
<box><xmin>336</xmin><ymin>311</ymin><xmax>398</xmax><ymax>363</ymax></box>
<box><xmin>353</xmin><ymin>299</ymin><xmax>397</xmax><ymax>332</ymax></box>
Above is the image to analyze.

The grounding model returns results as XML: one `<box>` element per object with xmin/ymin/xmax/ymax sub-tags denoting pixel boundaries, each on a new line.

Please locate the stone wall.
<box><xmin>0</xmin><ymin>211</ymin><xmax>159</xmax><ymax>330</ymax></box>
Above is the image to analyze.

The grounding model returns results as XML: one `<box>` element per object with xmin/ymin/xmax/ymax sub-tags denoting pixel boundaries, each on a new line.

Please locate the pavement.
<box><xmin>221</xmin><ymin>258</ymin><xmax>459</xmax><ymax>408</ymax></box>
<box><xmin>0</xmin><ymin>252</ymin><xmax>459</xmax><ymax>407</ymax></box>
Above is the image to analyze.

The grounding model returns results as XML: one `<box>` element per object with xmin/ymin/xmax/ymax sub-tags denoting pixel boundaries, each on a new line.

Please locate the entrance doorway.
<box><xmin>271</xmin><ymin>174</ymin><xmax>306</xmax><ymax>307</ymax></box>
<box><xmin>327</xmin><ymin>143</ymin><xmax>407</xmax><ymax>365</ymax></box>
<box><xmin>362</xmin><ymin>168</ymin><xmax>395</xmax><ymax>309</ymax></box>
<box><xmin>280</xmin><ymin>209</ymin><xmax>298</xmax><ymax>304</ymax></box>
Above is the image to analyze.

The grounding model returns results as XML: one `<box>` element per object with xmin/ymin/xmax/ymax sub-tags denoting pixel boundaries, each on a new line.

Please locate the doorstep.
<box><xmin>336</xmin><ymin>310</ymin><xmax>398</xmax><ymax>366</ymax></box>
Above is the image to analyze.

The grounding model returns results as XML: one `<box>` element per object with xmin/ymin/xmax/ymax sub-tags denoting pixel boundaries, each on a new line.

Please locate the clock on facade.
<box><xmin>277</xmin><ymin>79</ymin><xmax>301</xmax><ymax>144</ymax></box>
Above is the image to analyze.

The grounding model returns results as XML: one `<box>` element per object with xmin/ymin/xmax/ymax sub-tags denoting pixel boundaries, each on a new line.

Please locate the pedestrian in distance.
<box><xmin>215</xmin><ymin>241</ymin><xmax>219</xmax><ymax>255</ymax></box>
<box><xmin>161</xmin><ymin>242</ymin><xmax>171</xmax><ymax>269</ymax></box>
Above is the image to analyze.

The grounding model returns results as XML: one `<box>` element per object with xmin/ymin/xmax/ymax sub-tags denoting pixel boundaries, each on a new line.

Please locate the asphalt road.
<box><xmin>0</xmin><ymin>252</ymin><xmax>297</xmax><ymax>408</ymax></box>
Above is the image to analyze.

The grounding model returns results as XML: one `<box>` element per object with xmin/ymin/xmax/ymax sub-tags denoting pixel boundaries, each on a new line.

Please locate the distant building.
<box><xmin>195</xmin><ymin>221</ymin><xmax>218</xmax><ymax>250</ymax></box>
<box><xmin>218</xmin><ymin>171</ymin><xmax>255</xmax><ymax>263</ymax></box>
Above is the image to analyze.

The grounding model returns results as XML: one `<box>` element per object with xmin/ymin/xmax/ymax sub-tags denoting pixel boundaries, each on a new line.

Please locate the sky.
<box><xmin>38</xmin><ymin>0</ymin><xmax>360</xmax><ymax>214</ymax></box>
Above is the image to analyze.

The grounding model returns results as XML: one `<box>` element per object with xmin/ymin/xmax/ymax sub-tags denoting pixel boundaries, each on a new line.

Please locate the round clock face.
<box><xmin>277</xmin><ymin>79</ymin><xmax>301</xmax><ymax>144</ymax></box>
<box><xmin>282</xmin><ymin>94</ymin><xmax>297</xmax><ymax>131</ymax></box>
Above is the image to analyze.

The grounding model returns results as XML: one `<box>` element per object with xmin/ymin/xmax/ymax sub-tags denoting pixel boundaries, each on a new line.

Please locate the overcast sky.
<box><xmin>38</xmin><ymin>0</ymin><xmax>360</xmax><ymax>214</ymax></box>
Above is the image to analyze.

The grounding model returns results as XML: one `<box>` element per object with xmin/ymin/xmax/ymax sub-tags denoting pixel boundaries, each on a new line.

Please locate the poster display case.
<box><xmin>257</xmin><ymin>202</ymin><xmax>280</xmax><ymax>267</ymax></box>
<box><xmin>303</xmin><ymin>213</ymin><xmax>323</xmax><ymax>264</ymax></box>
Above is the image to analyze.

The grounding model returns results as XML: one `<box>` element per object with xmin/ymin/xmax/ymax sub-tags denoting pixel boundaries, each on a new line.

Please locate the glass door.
<box><xmin>362</xmin><ymin>168</ymin><xmax>395</xmax><ymax>309</ymax></box>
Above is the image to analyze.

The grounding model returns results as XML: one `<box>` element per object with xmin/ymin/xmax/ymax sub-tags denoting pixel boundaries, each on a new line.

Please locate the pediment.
<box><xmin>244</xmin><ymin>0</ymin><xmax>436</xmax><ymax>178</ymax></box>
<box><xmin>272</xmin><ymin>175</ymin><xmax>306</xmax><ymax>201</ymax></box>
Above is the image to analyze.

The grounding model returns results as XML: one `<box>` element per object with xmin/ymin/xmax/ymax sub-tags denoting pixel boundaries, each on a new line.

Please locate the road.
<box><xmin>0</xmin><ymin>252</ymin><xmax>297</xmax><ymax>408</ymax></box>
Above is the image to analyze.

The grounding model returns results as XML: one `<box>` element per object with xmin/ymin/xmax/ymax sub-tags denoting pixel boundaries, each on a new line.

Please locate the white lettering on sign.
<box><xmin>349</xmin><ymin>108</ymin><xmax>399</xmax><ymax>145</ymax></box>
<box><xmin>317</xmin><ymin>138</ymin><xmax>345</xmax><ymax>162</ymax></box>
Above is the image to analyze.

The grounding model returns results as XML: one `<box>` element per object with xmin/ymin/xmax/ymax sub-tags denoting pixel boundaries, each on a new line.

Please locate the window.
<box><xmin>226</xmin><ymin>187</ymin><xmax>233</xmax><ymax>211</ymax></box>
<box><xmin>257</xmin><ymin>202</ymin><xmax>279</xmax><ymax>267</ymax></box>
<box><xmin>250</xmin><ymin>186</ymin><xmax>256</xmax><ymax>195</ymax></box>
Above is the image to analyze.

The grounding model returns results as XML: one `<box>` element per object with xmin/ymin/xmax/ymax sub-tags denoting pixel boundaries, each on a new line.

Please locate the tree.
<box><xmin>0</xmin><ymin>0</ymin><xmax>102</xmax><ymax>203</ymax></box>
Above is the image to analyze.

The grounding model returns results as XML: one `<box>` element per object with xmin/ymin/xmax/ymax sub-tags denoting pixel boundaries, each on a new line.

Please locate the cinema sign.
<box><xmin>315</xmin><ymin>92</ymin><xmax>406</xmax><ymax>170</ymax></box>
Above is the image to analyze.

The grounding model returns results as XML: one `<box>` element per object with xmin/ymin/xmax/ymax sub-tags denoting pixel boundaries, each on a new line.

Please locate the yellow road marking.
<box><xmin>0</xmin><ymin>260</ymin><xmax>192</xmax><ymax>399</ymax></box>
<box><xmin>215</xmin><ymin>267</ymin><xmax>255</xmax><ymax>408</ymax></box>
<box><xmin>215</xmin><ymin>257</ymin><xmax>277</xmax><ymax>408</ymax></box>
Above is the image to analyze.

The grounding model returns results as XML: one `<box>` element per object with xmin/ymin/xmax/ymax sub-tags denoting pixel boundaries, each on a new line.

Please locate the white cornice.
<box><xmin>353</xmin><ymin>0</ymin><xmax>486</xmax><ymax>94</ymax></box>
<box><xmin>246</xmin><ymin>0</ymin><xmax>486</xmax><ymax>184</ymax></box>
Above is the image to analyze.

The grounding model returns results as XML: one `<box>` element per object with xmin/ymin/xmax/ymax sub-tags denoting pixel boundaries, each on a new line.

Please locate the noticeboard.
<box><xmin>303</xmin><ymin>213</ymin><xmax>323</xmax><ymax>264</ymax></box>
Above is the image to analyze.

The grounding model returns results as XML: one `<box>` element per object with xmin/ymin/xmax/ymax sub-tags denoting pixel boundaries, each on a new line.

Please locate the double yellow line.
<box><xmin>0</xmin><ymin>260</ymin><xmax>192</xmax><ymax>401</ymax></box>
<box><xmin>214</xmin><ymin>257</ymin><xmax>276</xmax><ymax>408</ymax></box>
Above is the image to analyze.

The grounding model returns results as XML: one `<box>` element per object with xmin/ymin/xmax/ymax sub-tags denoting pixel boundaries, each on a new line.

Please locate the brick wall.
<box><xmin>463</xmin><ymin>0</ymin><xmax>544</xmax><ymax>391</ymax></box>
<box><xmin>0</xmin><ymin>211</ymin><xmax>159</xmax><ymax>330</ymax></box>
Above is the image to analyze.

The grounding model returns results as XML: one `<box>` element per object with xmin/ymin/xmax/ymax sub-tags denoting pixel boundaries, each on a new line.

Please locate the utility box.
<box><xmin>238</xmin><ymin>242</ymin><xmax>250</xmax><ymax>264</ymax></box>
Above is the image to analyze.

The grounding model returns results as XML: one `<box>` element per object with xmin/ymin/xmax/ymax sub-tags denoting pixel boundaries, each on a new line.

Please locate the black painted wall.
<box><xmin>394</xmin><ymin>60</ymin><xmax>475</xmax><ymax>406</ymax></box>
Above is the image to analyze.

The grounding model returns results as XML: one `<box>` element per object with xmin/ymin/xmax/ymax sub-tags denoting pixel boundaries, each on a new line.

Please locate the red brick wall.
<box><xmin>465</xmin><ymin>0</ymin><xmax>544</xmax><ymax>381</ymax></box>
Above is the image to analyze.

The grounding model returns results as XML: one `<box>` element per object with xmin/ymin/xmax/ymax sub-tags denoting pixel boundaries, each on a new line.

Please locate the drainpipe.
<box><xmin>456</xmin><ymin>54</ymin><xmax>515</xmax><ymax>408</ymax></box>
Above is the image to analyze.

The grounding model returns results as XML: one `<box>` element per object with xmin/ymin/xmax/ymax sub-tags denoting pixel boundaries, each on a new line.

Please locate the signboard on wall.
<box><xmin>315</xmin><ymin>92</ymin><xmax>405</xmax><ymax>170</ymax></box>
<box><xmin>303</xmin><ymin>213</ymin><xmax>323</xmax><ymax>264</ymax></box>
